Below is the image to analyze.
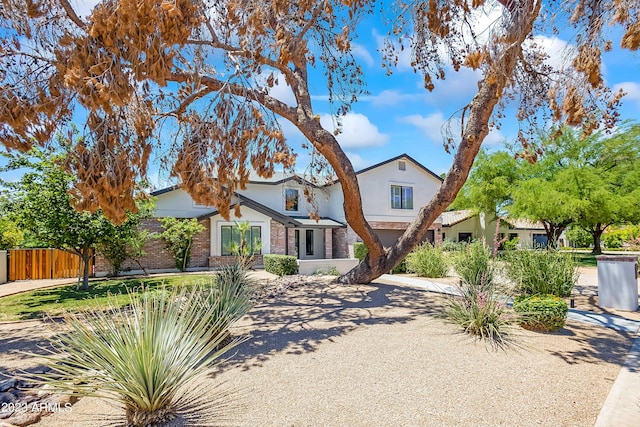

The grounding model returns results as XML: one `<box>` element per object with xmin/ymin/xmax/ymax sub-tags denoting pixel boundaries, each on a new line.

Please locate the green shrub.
<box><xmin>513</xmin><ymin>294</ymin><xmax>568</xmax><ymax>331</ymax></box>
<box><xmin>263</xmin><ymin>254</ymin><xmax>298</xmax><ymax>275</ymax></box>
<box><xmin>443</xmin><ymin>273</ymin><xmax>514</xmax><ymax>348</ymax></box>
<box><xmin>159</xmin><ymin>217</ymin><xmax>205</xmax><ymax>271</ymax></box>
<box><xmin>406</xmin><ymin>243</ymin><xmax>449</xmax><ymax>277</ymax></box>
<box><xmin>353</xmin><ymin>242</ymin><xmax>368</xmax><ymax>261</ymax></box>
<box><xmin>33</xmin><ymin>284</ymin><xmax>244</xmax><ymax>426</ymax></box>
<box><xmin>505</xmin><ymin>249</ymin><xmax>578</xmax><ymax>297</ymax></box>
<box><xmin>441</xmin><ymin>239</ymin><xmax>468</xmax><ymax>252</ymax></box>
<box><xmin>453</xmin><ymin>240</ymin><xmax>494</xmax><ymax>287</ymax></box>
<box><xmin>602</xmin><ymin>225</ymin><xmax>639</xmax><ymax>249</ymax></box>
<box><xmin>391</xmin><ymin>260</ymin><xmax>407</xmax><ymax>274</ymax></box>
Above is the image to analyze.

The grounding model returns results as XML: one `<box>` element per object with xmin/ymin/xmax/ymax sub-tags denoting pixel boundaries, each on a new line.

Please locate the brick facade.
<box><xmin>332</xmin><ymin>228</ymin><xmax>348</xmax><ymax>258</ymax></box>
<box><xmin>324</xmin><ymin>229</ymin><xmax>333</xmax><ymax>259</ymax></box>
<box><xmin>95</xmin><ymin>218</ymin><xmax>211</xmax><ymax>275</ymax></box>
<box><xmin>270</xmin><ymin>221</ymin><xmax>287</xmax><ymax>255</ymax></box>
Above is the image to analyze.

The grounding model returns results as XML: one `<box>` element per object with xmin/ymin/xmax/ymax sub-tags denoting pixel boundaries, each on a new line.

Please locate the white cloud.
<box><xmin>70</xmin><ymin>0</ymin><xmax>100</xmax><ymax>17</ymax></box>
<box><xmin>320</xmin><ymin>113</ymin><xmax>389</xmax><ymax>148</ymax></box>
<box><xmin>368</xmin><ymin>90</ymin><xmax>425</xmax><ymax>107</ymax></box>
<box><xmin>614</xmin><ymin>82</ymin><xmax>640</xmax><ymax>109</ymax></box>
<box><xmin>254</xmin><ymin>71</ymin><xmax>297</xmax><ymax>107</ymax></box>
<box><xmin>345</xmin><ymin>152</ymin><xmax>371</xmax><ymax>170</ymax></box>
<box><xmin>399</xmin><ymin>112</ymin><xmax>447</xmax><ymax>144</ymax></box>
<box><xmin>352</xmin><ymin>43</ymin><xmax>374</xmax><ymax>67</ymax></box>
<box><xmin>399</xmin><ymin>112</ymin><xmax>504</xmax><ymax>146</ymax></box>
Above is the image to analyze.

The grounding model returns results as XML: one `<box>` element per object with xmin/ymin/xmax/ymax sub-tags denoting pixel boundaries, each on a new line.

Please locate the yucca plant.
<box><xmin>207</xmin><ymin>263</ymin><xmax>255</xmax><ymax>335</ymax></box>
<box><xmin>33</xmin><ymin>284</ymin><xmax>249</xmax><ymax>426</ymax></box>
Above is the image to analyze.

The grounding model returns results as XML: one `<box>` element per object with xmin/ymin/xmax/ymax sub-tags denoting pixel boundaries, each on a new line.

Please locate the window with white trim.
<box><xmin>390</xmin><ymin>185</ymin><xmax>413</xmax><ymax>209</ymax></box>
<box><xmin>221</xmin><ymin>225</ymin><xmax>262</xmax><ymax>256</ymax></box>
<box><xmin>285</xmin><ymin>188</ymin><xmax>299</xmax><ymax>211</ymax></box>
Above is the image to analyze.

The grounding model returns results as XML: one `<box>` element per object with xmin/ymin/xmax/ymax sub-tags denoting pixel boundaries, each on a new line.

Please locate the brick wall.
<box><xmin>324</xmin><ymin>229</ymin><xmax>333</xmax><ymax>259</ymax></box>
<box><xmin>270</xmin><ymin>221</ymin><xmax>287</xmax><ymax>255</ymax></box>
<box><xmin>95</xmin><ymin>218</ymin><xmax>211</xmax><ymax>274</ymax></box>
<box><xmin>287</xmin><ymin>228</ymin><xmax>296</xmax><ymax>257</ymax></box>
<box><xmin>332</xmin><ymin>228</ymin><xmax>348</xmax><ymax>258</ymax></box>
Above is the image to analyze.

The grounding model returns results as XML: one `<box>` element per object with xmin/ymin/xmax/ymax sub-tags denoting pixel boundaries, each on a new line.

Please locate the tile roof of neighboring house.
<box><xmin>503</xmin><ymin>218</ymin><xmax>546</xmax><ymax>230</ymax></box>
<box><xmin>440</xmin><ymin>210</ymin><xmax>476</xmax><ymax>227</ymax></box>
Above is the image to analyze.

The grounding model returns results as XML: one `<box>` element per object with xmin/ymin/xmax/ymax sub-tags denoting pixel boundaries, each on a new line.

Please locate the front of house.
<box><xmin>96</xmin><ymin>154</ymin><xmax>445</xmax><ymax>274</ymax></box>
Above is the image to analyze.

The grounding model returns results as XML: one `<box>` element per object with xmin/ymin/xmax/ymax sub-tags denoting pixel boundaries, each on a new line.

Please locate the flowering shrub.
<box><xmin>513</xmin><ymin>294</ymin><xmax>568</xmax><ymax>331</ymax></box>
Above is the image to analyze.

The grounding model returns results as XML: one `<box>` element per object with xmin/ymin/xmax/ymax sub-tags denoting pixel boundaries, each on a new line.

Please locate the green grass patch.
<box><xmin>0</xmin><ymin>274</ymin><xmax>214</xmax><ymax>322</ymax></box>
<box><xmin>573</xmin><ymin>253</ymin><xmax>597</xmax><ymax>267</ymax></box>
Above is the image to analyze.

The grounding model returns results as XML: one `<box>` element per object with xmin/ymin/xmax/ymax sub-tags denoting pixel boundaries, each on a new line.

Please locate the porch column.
<box><xmin>287</xmin><ymin>228</ymin><xmax>297</xmax><ymax>258</ymax></box>
<box><xmin>324</xmin><ymin>229</ymin><xmax>333</xmax><ymax>259</ymax></box>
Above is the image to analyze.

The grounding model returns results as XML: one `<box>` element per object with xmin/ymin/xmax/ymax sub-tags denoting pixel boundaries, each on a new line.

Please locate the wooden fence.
<box><xmin>8</xmin><ymin>249</ymin><xmax>93</xmax><ymax>281</ymax></box>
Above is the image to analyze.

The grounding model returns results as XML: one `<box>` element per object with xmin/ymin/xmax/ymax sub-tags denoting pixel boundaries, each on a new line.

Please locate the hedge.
<box><xmin>263</xmin><ymin>254</ymin><xmax>298</xmax><ymax>276</ymax></box>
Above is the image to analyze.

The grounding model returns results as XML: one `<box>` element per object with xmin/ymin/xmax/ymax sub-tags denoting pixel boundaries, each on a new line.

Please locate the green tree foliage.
<box><xmin>0</xmin><ymin>216</ymin><xmax>23</xmax><ymax>249</ymax></box>
<box><xmin>456</xmin><ymin>125</ymin><xmax>640</xmax><ymax>251</ymax></box>
<box><xmin>158</xmin><ymin>217</ymin><xmax>205</xmax><ymax>271</ymax></box>
<box><xmin>451</xmin><ymin>150</ymin><xmax>519</xmax><ymax>216</ymax></box>
<box><xmin>1</xmin><ymin>147</ymin><xmax>151</xmax><ymax>290</ymax></box>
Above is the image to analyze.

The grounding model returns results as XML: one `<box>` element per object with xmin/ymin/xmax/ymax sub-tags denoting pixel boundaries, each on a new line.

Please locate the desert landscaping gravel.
<box><xmin>1</xmin><ymin>275</ymin><xmax>636</xmax><ymax>426</ymax></box>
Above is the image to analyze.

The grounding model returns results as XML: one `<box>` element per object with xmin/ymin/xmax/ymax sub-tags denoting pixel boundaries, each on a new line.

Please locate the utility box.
<box><xmin>596</xmin><ymin>255</ymin><xmax>639</xmax><ymax>311</ymax></box>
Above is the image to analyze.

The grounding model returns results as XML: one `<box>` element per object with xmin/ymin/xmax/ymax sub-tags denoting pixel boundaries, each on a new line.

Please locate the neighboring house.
<box><xmin>440</xmin><ymin>210</ymin><xmax>551</xmax><ymax>249</ymax></box>
<box><xmin>96</xmin><ymin>154</ymin><xmax>444</xmax><ymax>274</ymax></box>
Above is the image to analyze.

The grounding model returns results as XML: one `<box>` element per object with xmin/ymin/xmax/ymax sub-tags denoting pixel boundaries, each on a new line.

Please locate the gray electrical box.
<box><xmin>596</xmin><ymin>255</ymin><xmax>639</xmax><ymax>311</ymax></box>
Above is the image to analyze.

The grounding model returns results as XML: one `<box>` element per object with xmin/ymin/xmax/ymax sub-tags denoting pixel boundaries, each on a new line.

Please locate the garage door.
<box><xmin>375</xmin><ymin>229</ymin><xmax>434</xmax><ymax>248</ymax></box>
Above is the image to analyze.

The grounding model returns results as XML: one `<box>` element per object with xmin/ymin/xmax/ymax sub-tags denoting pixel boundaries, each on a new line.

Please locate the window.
<box><xmin>442</xmin><ymin>232</ymin><xmax>446</xmax><ymax>240</ymax></box>
<box><xmin>221</xmin><ymin>225</ymin><xmax>261</xmax><ymax>256</ymax></box>
<box><xmin>391</xmin><ymin>185</ymin><xmax>413</xmax><ymax>209</ymax></box>
<box><xmin>398</xmin><ymin>161</ymin><xmax>406</xmax><ymax>171</ymax></box>
<box><xmin>285</xmin><ymin>188</ymin><xmax>299</xmax><ymax>211</ymax></box>
<box><xmin>306</xmin><ymin>230</ymin><xmax>314</xmax><ymax>255</ymax></box>
<box><xmin>458</xmin><ymin>232</ymin><xmax>473</xmax><ymax>242</ymax></box>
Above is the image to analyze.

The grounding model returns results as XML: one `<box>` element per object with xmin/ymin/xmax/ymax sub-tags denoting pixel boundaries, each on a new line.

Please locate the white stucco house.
<box><xmin>120</xmin><ymin>154</ymin><xmax>445</xmax><ymax>271</ymax></box>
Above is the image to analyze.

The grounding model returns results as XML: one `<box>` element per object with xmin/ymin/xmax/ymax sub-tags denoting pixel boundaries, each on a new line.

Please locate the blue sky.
<box><xmin>277</xmin><ymin>10</ymin><xmax>640</xmax><ymax>177</ymax></box>
<box><xmin>4</xmin><ymin>1</ymin><xmax>640</xmax><ymax>186</ymax></box>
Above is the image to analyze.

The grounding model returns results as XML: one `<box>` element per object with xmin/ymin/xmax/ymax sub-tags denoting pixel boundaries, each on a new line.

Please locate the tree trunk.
<box><xmin>543</xmin><ymin>222</ymin><xmax>570</xmax><ymax>249</ymax></box>
<box><xmin>590</xmin><ymin>224</ymin><xmax>605</xmax><ymax>255</ymax></box>
<box><xmin>336</xmin><ymin>1</ymin><xmax>542</xmax><ymax>284</ymax></box>
<box><xmin>80</xmin><ymin>247</ymin><xmax>91</xmax><ymax>291</ymax></box>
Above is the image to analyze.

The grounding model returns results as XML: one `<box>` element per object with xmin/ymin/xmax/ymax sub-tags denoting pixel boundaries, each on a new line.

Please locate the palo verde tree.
<box><xmin>1</xmin><ymin>146</ymin><xmax>150</xmax><ymax>290</ymax></box>
<box><xmin>1</xmin><ymin>1</ymin><xmax>639</xmax><ymax>284</ymax></box>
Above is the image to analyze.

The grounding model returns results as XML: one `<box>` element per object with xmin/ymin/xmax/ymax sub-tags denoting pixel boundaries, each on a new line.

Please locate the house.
<box><xmin>95</xmin><ymin>154</ymin><xmax>444</xmax><ymax>274</ymax></box>
<box><xmin>440</xmin><ymin>210</ymin><xmax>550</xmax><ymax>249</ymax></box>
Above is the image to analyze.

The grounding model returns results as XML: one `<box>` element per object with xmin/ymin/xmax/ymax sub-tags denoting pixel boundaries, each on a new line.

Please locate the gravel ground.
<box><xmin>1</xmin><ymin>275</ymin><xmax>636</xmax><ymax>426</ymax></box>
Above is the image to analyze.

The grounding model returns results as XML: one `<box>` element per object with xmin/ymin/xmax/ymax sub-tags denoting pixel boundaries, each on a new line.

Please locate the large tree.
<box><xmin>455</xmin><ymin>126</ymin><xmax>640</xmax><ymax>250</ymax></box>
<box><xmin>1</xmin><ymin>147</ymin><xmax>150</xmax><ymax>290</ymax></box>
<box><xmin>1</xmin><ymin>0</ymin><xmax>638</xmax><ymax>283</ymax></box>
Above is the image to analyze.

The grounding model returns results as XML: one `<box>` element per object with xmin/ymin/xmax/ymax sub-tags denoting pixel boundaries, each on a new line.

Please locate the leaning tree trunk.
<box><xmin>337</xmin><ymin>0</ymin><xmax>542</xmax><ymax>284</ymax></box>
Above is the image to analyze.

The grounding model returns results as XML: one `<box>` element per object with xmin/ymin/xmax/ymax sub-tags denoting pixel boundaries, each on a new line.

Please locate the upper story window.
<box><xmin>398</xmin><ymin>160</ymin><xmax>406</xmax><ymax>171</ymax></box>
<box><xmin>391</xmin><ymin>185</ymin><xmax>413</xmax><ymax>209</ymax></box>
<box><xmin>285</xmin><ymin>188</ymin><xmax>299</xmax><ymax>211</ymax></box>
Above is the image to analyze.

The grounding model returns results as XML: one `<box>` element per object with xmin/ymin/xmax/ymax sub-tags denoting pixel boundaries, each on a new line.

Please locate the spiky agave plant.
<box><xmin>34</xmin><ymin>284</ymin><xmax>249</xmax><ymax>426</ymax></box>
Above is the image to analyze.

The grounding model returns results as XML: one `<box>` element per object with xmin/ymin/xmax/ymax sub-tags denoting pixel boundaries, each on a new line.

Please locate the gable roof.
<box><xmin>352</xmin><ymin>153</ymin><xmax>444</xmax><ymax>183</ymax></box>
<box><xmin>440</xmin><ymin>210</ymin><xmax>477</xmax><ymax>227</ymax></box>
<box><xmin>195</xmin><ymin>193</ymin><xmax>345</xmax><ymax>228</ymax></box>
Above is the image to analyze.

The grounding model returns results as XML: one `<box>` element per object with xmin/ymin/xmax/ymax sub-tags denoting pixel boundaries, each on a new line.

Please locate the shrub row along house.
<box><xmin>96</xmin><ymin>154</ymin><xmax>445</xmax><ymax>274</ymax></box>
